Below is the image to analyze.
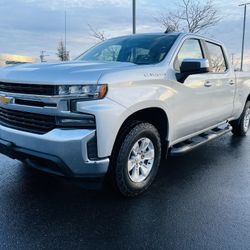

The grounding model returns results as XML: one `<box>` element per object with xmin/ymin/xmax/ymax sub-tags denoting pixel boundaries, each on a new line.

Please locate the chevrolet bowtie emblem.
<box><xmin>0</xmin><ymin>95</ymin><xmax>14</xmax><ymax>105</ymax></box>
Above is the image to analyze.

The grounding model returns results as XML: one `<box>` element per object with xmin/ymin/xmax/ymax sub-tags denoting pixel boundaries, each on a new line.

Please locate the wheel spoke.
<box><xmin>135</xmin><ymin>167</ymin><xmax>140</xmax><ymax>177</ymax></box>
<box><xmin>132</xmin><ymin>142</ymin><xmax>140</xmax><ymax>155</ymax></box>
<box><xmin>128</xmin><ymin>160</ymin><xmax>136</xmax><ymax>172</ymax></box>
<box><xmin>140</xmin><ymin>138</ymin><xmax>150</xmax><ymax>152</ymax></box>
<box><xmin>140</xmin><ymin>164</ymin><xmax>149</xmax><ymax>177</ymax></box>
<box><xmin>144</xmin><ymin>150</ymin><xmax>154</xmax><ymax>160</ymax></box>
<box><xmin>131</xmin><ymin>166</ymin><xmax>139</xmax><ymax>180</ymax></box>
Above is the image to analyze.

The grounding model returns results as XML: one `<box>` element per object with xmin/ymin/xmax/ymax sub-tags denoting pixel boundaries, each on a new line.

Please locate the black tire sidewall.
<box><xmin>231</xmin><ymin>101</ymin><xmax>250</xmax><ymax>136</ymax></box>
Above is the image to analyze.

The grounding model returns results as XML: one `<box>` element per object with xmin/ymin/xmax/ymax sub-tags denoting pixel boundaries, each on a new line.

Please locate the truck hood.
<box><xmin>0</xmin><ymin>61</ymin><xmax>135</xmax><ymax>85</ymax></box>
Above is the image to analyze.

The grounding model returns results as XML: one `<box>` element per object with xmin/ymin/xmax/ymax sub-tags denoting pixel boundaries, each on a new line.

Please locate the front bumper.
<box><xmin>0</xmin><ymin>125</ymin><xmax>109</xmax><ymax>178</ymax></box>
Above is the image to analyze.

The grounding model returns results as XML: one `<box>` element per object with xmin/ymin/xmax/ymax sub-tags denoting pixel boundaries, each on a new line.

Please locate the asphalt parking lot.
<box><xmin>0</xmin><ymin>134</ymin><xmax>250</xmax><ymax>250</ymax></box>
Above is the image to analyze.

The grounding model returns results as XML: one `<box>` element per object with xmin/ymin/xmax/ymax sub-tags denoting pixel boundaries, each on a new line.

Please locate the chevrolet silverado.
<box><xmin>0</xmin><ymin>32</ymin><xmax>250</xmax><ymax>196</ymax></box>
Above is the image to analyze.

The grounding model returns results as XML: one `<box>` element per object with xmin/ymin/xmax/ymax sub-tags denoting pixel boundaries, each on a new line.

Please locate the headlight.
<box><xmin>58</xmin><ymin>84</ymin><xmax>108</xmax><ymax>99</ymax></box>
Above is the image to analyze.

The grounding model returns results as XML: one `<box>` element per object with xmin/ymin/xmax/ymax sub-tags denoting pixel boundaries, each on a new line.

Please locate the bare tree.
<box><xmin>57</xmin><ymin>40</ymin><xmax>70</xmax><ymax>61</ymax></box>
<box><xmin>160</xmin><ymin>15</ymin><xmax>180</xmax><ymax>33</ymax></box>
<box><xmin>157</xmin><ymin>0</ymin><xmax>221</xmax><ymax>33</ymax></box>
<box><xmin>88</xmin><ymin>24</ymin><xmax>107</xmax><ymax>42</ymax></box>
<box><xmin>209</xmin><ymin>54</ymin><xmax>226</xmax><ymax>72</ymax></box>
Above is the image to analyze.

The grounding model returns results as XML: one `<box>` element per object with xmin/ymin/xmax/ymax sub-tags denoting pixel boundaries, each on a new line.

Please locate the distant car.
<box><xmin>0</xmin><ymin>32</ymin><xmax>250</xmax><ymax>197</ymax></box>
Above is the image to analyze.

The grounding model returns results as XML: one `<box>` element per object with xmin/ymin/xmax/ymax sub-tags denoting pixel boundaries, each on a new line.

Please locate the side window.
<box><xmin>205</xmin><ymin>42</ymin><xmax>227</xmax><ymax>73</ymax></box>
<box><xmin>174</xmin><ymin>39</ymin><xmax>203</xmax><ymax>71</ymax></box>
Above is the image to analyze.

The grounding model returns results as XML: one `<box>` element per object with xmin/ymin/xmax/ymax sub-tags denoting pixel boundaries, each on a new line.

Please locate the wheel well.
<box><xmin>115</xmin><ymin>108</ymin><xmax>169</xmax><ymax>149</ymax></box>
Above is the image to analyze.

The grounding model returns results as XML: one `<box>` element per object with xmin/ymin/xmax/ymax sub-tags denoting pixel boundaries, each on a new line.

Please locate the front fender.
<box><xmin>76</xmin><ymin>97</ymin><xmax>172</xmax><ymax>158</ymax></box>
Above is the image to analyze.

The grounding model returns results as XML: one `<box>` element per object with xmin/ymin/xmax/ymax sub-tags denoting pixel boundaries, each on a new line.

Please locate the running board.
<box><xmin>170</xmin><ymin>123</ymin><xmax>232</xmax><ymax>156</ymax></box>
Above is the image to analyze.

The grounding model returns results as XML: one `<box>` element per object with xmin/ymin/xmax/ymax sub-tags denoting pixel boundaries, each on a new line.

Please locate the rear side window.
<box><xmin>174</xmin><ymin>39</ymin><xmax>203</xmax><ymax>71</ymax></box>
<box><xmin>205</xmin><ymin>42</ymin><xmax>227</xmax><ymax>73</ymax></box>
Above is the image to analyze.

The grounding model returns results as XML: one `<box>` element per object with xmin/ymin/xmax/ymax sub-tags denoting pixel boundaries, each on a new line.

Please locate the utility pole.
<box><xmin>132</xmin><ymin>0</ymin><xmax>136</xmax><ymax>34</ymax></box>
<box><xmin>239</xmin><ymin>3</ymin><xmax>250</xmax><ymax>71</ymax></box>
<box><xmin>65</xmin><ymin>10</ymin><xmax>67</xmax><ymax>54</ymax></box>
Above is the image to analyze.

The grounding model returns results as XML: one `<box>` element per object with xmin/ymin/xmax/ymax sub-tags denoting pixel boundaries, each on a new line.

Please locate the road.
<box><xmin>0</xmin><ymin>134</ymin><xmax>250</xmax><ymax>250</ymax></box>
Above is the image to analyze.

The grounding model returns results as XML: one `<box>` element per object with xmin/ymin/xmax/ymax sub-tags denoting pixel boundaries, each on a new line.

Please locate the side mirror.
<box><xmin>180</xmin><ymin>58</ymin><xmax>210</xmax><ymax>74</ymax></box>
<box><xmin>178</xmin><ymin>58</ymin><xmax>210</xmax><ymax>83</ymax></box>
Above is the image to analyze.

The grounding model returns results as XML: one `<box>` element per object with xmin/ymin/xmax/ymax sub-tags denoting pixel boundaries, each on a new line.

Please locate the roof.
<box><xmin>106</xmin><ymin>32</ymin><xmax>222</xmax><ymax>45</ymax></box>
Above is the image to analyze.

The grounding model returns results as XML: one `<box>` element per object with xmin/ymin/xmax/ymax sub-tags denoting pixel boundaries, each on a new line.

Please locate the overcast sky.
<box><xmin>0</xmin><ymin>0</ymin><xmax>249</xmax><ymax>68</ymax></box>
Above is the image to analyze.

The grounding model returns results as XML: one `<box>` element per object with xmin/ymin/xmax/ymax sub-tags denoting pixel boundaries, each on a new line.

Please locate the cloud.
<box><xmin>0</xmin><ymin>0</ymin><xmax>249</xmax><ymax>65</ymax></box>
<box><xmin>24</xmin><ymin>0</ymin><xmax>130</xmax><ymax>10</ymax></box>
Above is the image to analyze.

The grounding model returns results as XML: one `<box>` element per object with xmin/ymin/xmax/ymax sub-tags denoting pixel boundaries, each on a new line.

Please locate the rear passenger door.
<box><xmin>204</xmin><ymin>41</ymin><xmax>235</xmax><ymax>121</ymax></box>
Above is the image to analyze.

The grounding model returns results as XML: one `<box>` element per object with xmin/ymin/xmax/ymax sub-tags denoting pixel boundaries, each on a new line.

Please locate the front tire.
<box><xmin>231</xmin><ymin>101</ymin><xmax>250</xmax><ymax>136</ymax></box>
<box><xmin>113</xmin><ymin>122</ymin><xmax>161</xmax><ymax>197</ymax></box>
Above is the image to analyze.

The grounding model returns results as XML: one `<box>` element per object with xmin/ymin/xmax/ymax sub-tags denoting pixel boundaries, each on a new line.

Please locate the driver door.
<box><xmin>170</xmin><ymin>38</ymin><xmax>222</xmax><ymax>141</ymax></box>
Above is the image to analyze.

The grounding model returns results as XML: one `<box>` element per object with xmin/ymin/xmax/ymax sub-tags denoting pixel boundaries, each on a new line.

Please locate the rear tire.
<box><xmin>112</xmin><ymin>122</ymin><xmax>161</xmax><ymax>197</ymax></box>
<box><xmin>230</xmin><ymin>101</ymin><xmax>250</xmax><ymax>136</ymax></box>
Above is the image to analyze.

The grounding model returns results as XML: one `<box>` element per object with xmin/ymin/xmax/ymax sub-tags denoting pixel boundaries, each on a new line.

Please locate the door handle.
<box><xmin>229</xmin><ymin>80</ymin><xmax>235</xmax><ymax>85</ymax></box>
<box><xmin>204</xmin><ymin>81</ymin><xmax>212</xmax><ymax>87</ymax></box>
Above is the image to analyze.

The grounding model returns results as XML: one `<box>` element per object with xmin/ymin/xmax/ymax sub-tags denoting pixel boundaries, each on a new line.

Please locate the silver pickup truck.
<box><xmin>0</xmin><ymin>32</ymin><xmax>250</xmax><ymax>196</ymax></box>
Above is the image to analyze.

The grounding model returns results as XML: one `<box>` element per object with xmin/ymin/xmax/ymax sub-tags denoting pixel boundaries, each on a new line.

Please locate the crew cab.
<box><xmin>0</xmin><ymin>32</ymin><xmax>250</xmax><ymax>196</ymax></box>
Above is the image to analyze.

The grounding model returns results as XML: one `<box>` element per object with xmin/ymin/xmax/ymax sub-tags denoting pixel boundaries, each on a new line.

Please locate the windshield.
<box><xmin>77</xmin><ymin>34</ymin><xmax>179</xmax><ymax>65</ymax></box>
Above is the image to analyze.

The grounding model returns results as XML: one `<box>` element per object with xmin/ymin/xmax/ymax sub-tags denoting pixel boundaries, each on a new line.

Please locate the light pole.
<box><xmin>239</xmin><ymin>3</ymin><xmax>250</xmax><ymax>71</ymax></box>
<box><xmin>65</xmin><ymin>10</ymin><xmax>67</xmax><ymax>54</ymax></box>
<box><xmin>132</xmin><ymin>0</ymin><xmax>136</xmax><ymax>34</ymax></box>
